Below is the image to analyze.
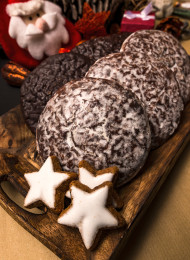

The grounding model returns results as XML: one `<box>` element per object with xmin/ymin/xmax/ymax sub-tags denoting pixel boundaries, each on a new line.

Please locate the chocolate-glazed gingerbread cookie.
<box><xmin>121</xmin><ymin>30</ymin><xmax>190</xmax><ymax>104</ymax></box>
<box><xmin>71</xmin><ymin>32</ymin><xmax>130</xmax><ymax>61</ymax></box>
<box><xmin>20</xmin><ymin>52</ymin><xmax>94</xmax><ymax>133</ymax></box>
<box><xmin>36</xmin><ymin>78</ymin><xmax>151</xmax><ymax>186</ymax></box>
<box><xmin>86</xmin><ymin>52</ymin><xmax>184</xmax><ymax>148</ymax></box>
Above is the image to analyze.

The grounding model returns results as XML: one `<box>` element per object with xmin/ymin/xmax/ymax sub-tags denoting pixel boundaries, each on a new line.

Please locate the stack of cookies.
<box><xmin>36</xmin><ymin>78</ymin><xmax>151</xmax><ymax>187</ymax></box>
<box><xmin>20</xmin><ymin>29</ymin><xmax>190</xmax><ymax>251</ymax></box>
<box><xmin>20</xmin><ymin>32</ymin><xmax>130</xmax><ymax>133</ymax></box>
<box><xmin>21</xmin><ymin>30</ymin><xmax>190</xmax><ymax>186</ymax></box>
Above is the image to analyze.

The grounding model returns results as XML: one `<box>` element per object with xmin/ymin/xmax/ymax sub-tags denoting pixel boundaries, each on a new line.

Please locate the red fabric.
<box><xmin>121</xmin><ymin>11</ymin><xmax>155</xmax><ymax>33</ymax></box>
<box><xmin>0</xmin><ymin>0</ymin><xmax>40</xmax><ymax>68</ymax></box>
<box><xmin>0</xmin><ymin>0</ymin><xmax>81</xmax><ymax>69</ymax></box>
<box><xmin>8</xmin><ymin>0</ymin><xmax>30</xmax><ymax>4</ymax></box>
<box><xmin>64</xmin><ymin>18</ymin><xmax>81</xmax><ymax>50</ymax></box>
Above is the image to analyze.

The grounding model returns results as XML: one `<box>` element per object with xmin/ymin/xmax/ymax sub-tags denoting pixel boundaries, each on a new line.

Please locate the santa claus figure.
<box><xmin>0</xmin><ymin>0</ymin><xmax>81</xmax><ymax>68</ymax></box>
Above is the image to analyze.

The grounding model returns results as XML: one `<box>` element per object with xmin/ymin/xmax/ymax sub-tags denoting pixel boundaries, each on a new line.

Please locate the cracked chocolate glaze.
<box><xmin>120</xmin><ymin>30</ymin><xmax>190</xmax><ymax>104</ymax></box>
<box><xmin>20</xmin><ymin>52</ymin><xmax>94</xmax><ymax>133</ymax></box>
<box><xmin>71</xmin><ymin>32</ymin><xmax>130</xmax><ymax>61</ymax></box>
<box><xmin>36</xmin><ymin>78</ymin><xmax>151</xmax><ymax>186</ymax></box>
<box><xmin>86</xmin><ymin>52</ymin><xmax>184</xmax><ymax>148</ymax></box>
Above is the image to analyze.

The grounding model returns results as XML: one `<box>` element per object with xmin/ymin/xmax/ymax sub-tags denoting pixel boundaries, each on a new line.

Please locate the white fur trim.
<box><xmin>43</xmin><ymin>1</ymin><xmax>62</xmax><ymax>15</ymax></box>
<box><xmin>6</xmin><ymin>0</ymin><xmax>44</xmax><ymax>17</ymax></box>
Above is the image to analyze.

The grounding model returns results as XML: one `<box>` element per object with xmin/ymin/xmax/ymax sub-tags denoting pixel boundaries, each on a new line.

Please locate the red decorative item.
<box><xmin>64</xmin><ymin>18</ymin><xmax>81</xmax><ymax>50</ymax></box>
<box><xmin>0</xmin><ymin>0</ymin><xmax>81</xmax><ymax>69</ymax></box>
<box><xmin>0</xmin><ymin>0</ymin><xmax>40</xmax><ymax>68</ymax></box>
<box><xmin>8</xmin><ymin>0</ymin><xmax>30</xmax><ymax>3</ymax></box>
<box><xmin>121</xmin><ymin>11</ymin><xmax>155</xmax><ymax>33</ymax></box>
<box><xmin>121</xmin><ymin>3</ymin><xmax>155</xmax><ymax>33</ymax></box>
<box><xmin>75</xmin><ymin>2</ymin><xmax>110</xmax><ymax>40</ymax></box>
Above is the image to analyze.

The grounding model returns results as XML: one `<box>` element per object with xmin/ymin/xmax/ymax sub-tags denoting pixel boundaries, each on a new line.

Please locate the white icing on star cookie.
<box><xmin>65</xmin><ymin>161</ymin><xmax>123</xmax><ymax>209</ymax></box>
<box><xmin>78</xmin><ymin>161</ymin><xmax>123</xmax><ymax>209</ymax></box>
<box><xmin>79</xmin><ymin>160</ymin><xmax>118</xmax><ymax>188</ymax></box>
<box><xmin>79</xmin><ymin>167</ymin><xmax>114</xmax><ymax>187</ymax></box>
<box><xmin>58</xmin><ymin>181</ymin><xmax>125</xmax><ymax>249</ymax></box>
<box><xmin>66</xmin><ymin>161</ymin><xmax>118</xmax><ymax>198</ymax></box>
<box><xmin>24</xmin><ymin>156</ymin><xmax>77</xmax><ymax>212</ymax></box>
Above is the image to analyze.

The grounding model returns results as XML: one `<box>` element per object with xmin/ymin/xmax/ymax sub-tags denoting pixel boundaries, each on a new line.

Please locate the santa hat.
<box><xmin>6</xmin><ymin>0</ymin><xmax>44</xmax><ymax>17</ymax></box>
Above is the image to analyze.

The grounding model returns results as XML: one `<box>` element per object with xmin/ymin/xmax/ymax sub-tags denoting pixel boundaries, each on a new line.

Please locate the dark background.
<box><xmin>0</xmin><ymin>50</ymin><xmax>20</xmax><ymax>116</ymax></box>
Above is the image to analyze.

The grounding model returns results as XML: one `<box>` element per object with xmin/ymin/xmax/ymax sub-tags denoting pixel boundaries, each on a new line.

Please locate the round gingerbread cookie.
<box><xmin>123</xmin><ymin>50</ymin><xmax>190</xmax><ymax>106</ymax></box>
<box><xmin>120</xmin><ymin>30</ymin><xmax>190</xmax><ymax>104</ymax></box>
<box><xmin>86</xmin><ymin>52</ymin><xmax>184</xmax><ymax>148</ymax></box>
<box><xmin>71</xmin><ymin>32</ymin><xmax>130</xmax><ymax>62</ymax></box>
<box><xmin>36</xmin><ymin>78</ymin><xmax>151</xmax><ymax>186</ymax></box>
<box><xmin>20</xmin><ymin>52</ymin><xmax>94</xmax><ymax>133</ymax></box>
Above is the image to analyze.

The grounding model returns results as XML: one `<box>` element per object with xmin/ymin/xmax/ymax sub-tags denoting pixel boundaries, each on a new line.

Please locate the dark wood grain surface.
<box><xmin>0</xmin><ymin>102</ymin><xmax>189</xmax><ymax>260</ymax></box>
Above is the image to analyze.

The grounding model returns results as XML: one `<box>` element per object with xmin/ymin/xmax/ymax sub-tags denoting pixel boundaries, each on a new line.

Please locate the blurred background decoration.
<box><xmin>50</xmin><ymin>0</ymin><xmax>115</xmax><ymax>23</ymax></box>
<box><xmin>1</xmin><ymin>0</ymin><xmax>190</xmax><ymax>87</ymax></box>
<box><xmin>51</xmin><ymin>0</ymin><xmax>190</xmax><ymax>38</ymax></box>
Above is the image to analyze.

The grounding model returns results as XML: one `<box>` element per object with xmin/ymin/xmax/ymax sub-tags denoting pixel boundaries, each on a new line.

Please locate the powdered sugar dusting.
<box><xmin>120</xmin><ymin>30</ymin><xmax>190</xmax><ymax>104</ymax></box>
<box><xmin>86</xmin><ymin>52</ymin><xmax>184</xmax><ymax>148</ymax></box>
<box><xmin>37</xmin><ymin>78</ymin><xmax>151</xmax><ymax>186</ymax></box>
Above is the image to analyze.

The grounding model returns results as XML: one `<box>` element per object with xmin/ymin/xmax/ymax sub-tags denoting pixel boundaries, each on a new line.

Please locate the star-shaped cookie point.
<box><xmin>58</xmin><ymin>181</ymin><xmax>125</xmax><ymax>250</ymax></box>
<box><xmin>78</xmin><ymin>160</ymin><xmax>118</xmax><ymax>189</ymax></box>
<box><xmin>65</xmin><ymin>160</ymin><xmax>118</xmax><ymax>199</ymax></box>
<box><xmin>24</xmin><ymin>156</ymin><xmax>77</xmax><ymax>211</ymax></box>
<box><xmin>78</xmin><ymin>161</ymin><xmax>123</xmax><ymax>209</ymax></box>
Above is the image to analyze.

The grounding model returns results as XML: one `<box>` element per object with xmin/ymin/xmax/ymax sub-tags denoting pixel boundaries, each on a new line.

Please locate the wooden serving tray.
<box><xmin>0</xmin><ymin>104</ymin><xmax>189</xmax><ymax>260</ymax></box>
